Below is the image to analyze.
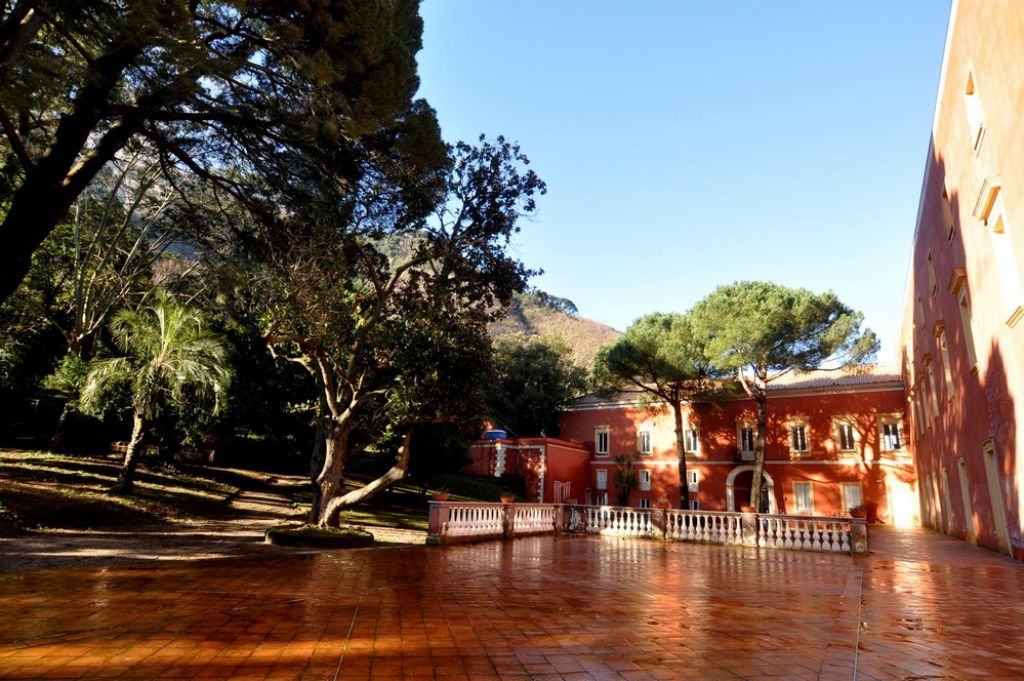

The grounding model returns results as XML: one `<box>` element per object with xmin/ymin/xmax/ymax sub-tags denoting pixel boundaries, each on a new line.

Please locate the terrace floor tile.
<box><xmin>0</xmin><ymin>526</ymin><xmax>1022</xmax><ymax>679</ymax></box>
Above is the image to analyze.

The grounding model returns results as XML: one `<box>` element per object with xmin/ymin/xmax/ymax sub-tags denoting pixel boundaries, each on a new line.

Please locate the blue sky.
<box><xmin>417</xmin><ymin>1</ymin><xmax>951</xmax><ymax>362</ymax></box>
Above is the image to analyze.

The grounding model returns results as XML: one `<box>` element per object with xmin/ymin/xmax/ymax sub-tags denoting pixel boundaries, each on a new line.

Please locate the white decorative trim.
<box><xmin>566</xmin><ymin>384</ymin><xmax>904</xmax><ymax>411</ymax></box>
<box><xmin>725</xmin><ymin>465</ymin><xmax>776</xmax><ymax>513</ymax></box>
<box><xmin>767</xmin><ymin>384</ymin><xmax>904</xmax><ymax>399</ymax></box>
<box><xmin>494</xmin><ymin>444</ymin><xmax>506</xmax><ymax>477</ymax></box>
<box><xmin>695</xmin><ymin>458</ymin><xmax>906</xmax><ymax>466</ymax></box>
<box><xmin>570</xmin><ymin>399</ymin><xmax>650</xmax><ymax>411</ymax></box>
<box><xmin>590</xmin><ymin>460</ymin><xmax>679</xmax><ymax>466</ymax></box>
<box><xmin>537</xmin><ymin>444</ymin><xmax>546</xmax><ymax>503</ymax></box>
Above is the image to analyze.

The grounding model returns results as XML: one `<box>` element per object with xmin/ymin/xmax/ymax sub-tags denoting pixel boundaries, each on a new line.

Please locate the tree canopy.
<box><xmin>594</xmin><ymin>312</ymin><xmax>721</xmax><ymax>506</ymax></box>
<box><xmin>255</xmin><ymin>136</ymin><xmax>545</xmax><ymax>526</ymax></box>
<box><xmin>690</xmin><ymin>281</ymin><xmax>879</xmax><ymax>378</ymax></box>
<box><xmin>80</xmin><ymin>293</ymin><xmax>231</xmax><ymax>492</ymax></box>
<box><xmin>0</xmin><ymin>0</ymin><xmax>437</xmax><ymax>303</ymax></box>
<box><xmin>689</xmin><ymin>281</ymin><xmax>878</xmax><ymax>509</ymax></box>
<box><xmin>488</xmin><ymin>334</ymin><xmax>588</xmax><ymax>438</ymax></box>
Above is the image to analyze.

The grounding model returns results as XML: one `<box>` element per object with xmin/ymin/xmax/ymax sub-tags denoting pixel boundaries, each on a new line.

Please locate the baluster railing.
<box><xmin>584</xmin><ymin>505</ymin><xmax>653</xmax><ymax>537</ymax></box>
<box><xmin>513</xmin><ymin>504</ymin><xmax>556</xmax><ymax>535</ymax></box>
<box><xmin>428</xmin><ymin>501</ymin><xmax>866</xmax><ymax>553</ymax></box>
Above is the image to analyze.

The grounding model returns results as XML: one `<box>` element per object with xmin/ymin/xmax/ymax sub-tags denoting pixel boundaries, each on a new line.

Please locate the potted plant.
<box><xmin>432</xmin><ymin>488</ymin><xmax>450</xmax><ymax>502</ymax></box>
<box><xmin>655</xmin><ymin>498</ymin><xmax>671</xmax><ymax>510</ymax></box>
<box><xmin>500</xmin><ymin>493</ymin><xmax>515</xmax><ymax>503</ymax></box>
<box><xmin>848</xmin><ymin>504</ymin><xmax>868</xmax><ymax>519</ymax></box>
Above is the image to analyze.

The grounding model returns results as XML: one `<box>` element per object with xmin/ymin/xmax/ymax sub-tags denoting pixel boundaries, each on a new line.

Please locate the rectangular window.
<box><xmin>936</xmin><ymin>325</ymin><xmax>955</xmax><ymax>401</ymax></box>
<box><xmin>950</xmin><ymin>269</ymin><xmax>979</xmax><ymax>369</ymax></box>
<box><xmin>596</xmin><ymin>469</ymin><xmax>607</xmax><ymax>490</ymax></box>
<box><xmin>911</xmin><ymin>394</ymin><xmax>923</xmax><ymax>436</ymax></box>
<box><xmin>741</xmin><ymin>427</ymin><xmax>755</xmax><ymax>453</ymax></box>
<box><xmin>977</xmin><ymin>183</ymin><xmax>1024</xmax><ymax>327</ymax></box>
<box><xmin>837</xmin><ymin>422</ymin><xmax>856</xmax><ymax>452</ymax></box>
<box><xmin>639</xmin><ymin>469</ymin><xmax>651</xmax><ymax>492</ymax></box>
<box><xmin>596</xmin><ymin>493</ymin><xmax>608</xmax><ymax>506</ymax></box>
<box><xmin>639</xmin><ymin>497</ymin><xmax>652</xmax><ymax>509</ymax></box>
<box><xmin>964</xmin><ymin>70</ymin><xmax>985</xmax><ymax>151</ymax></box>
<box><xmin>915</xmin><ymin>380</ymin><xmax>932</xmax><ymax>430</ymax></box>
<box><xmin>942</xmin><ymin>188</ymin><xmax>956</xmax><ymax>241</ymax></box>
<box><xmin>687</xmin><ymin>470</ymin><xmax>699</xmax><ymax>493</ymax></box>
<box><xmin>737</xmin><ymin>420</ymin><xmax>756</xmax><ymax>461</ymax></box>
<box><xmin>793</xmin><ymin>482</ymin><xmax>813</xmax><ymax>513</ymax></box>
<box><xmin>790</xmin><ymin>425</ymin><xmax>808</xmax><ymax>452</ymax></box>
<box><xmin>684</xmin><ymin>427</ymin><xmax>699</xmax><ymax>453</ymax></box>
<box><xmin>925</xmin><ymin>358</ymin><xmax>940</xmax><ymax>419</ymax></box>
<box><xmin>841</xmin><ymin>483</ymin><xmax>863</xmax><ymax>512</ymax></box>
<box><xmin>595</xmin><ymin>428</ymin><xmax>609</xmax><ymax>456</ymax></box>
<box><xmin>638</xmin><ymin>430</ymin><xmax>652</xmax><ymax>455</ymax></box>
<box><xmin>928</xmin><ymin>252</ymin><xmax>938</xmax><ymax>297</ymax></box>
<box><xmin>688</xmin><ymin>500</ymin><xmax>700</xmax><ymax>510</ymax></box>
<box><xmin>882</xmin><ymin>422</ymin><xmax>903</xmax><ymax>451</ymax></box>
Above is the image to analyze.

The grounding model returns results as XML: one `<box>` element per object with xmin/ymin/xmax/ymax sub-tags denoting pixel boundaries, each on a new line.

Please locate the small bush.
<box><xmin>429</xmin><ymin>474</ymin><xmax>507</xmax><ymax>501</ymax></box>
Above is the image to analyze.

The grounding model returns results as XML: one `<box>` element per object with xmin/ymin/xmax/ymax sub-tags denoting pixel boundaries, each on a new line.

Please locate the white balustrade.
<box><xmin>757</xmin><ymin>515</ymin><xmax>851</xmax><ymax>553</ymax></box>
<box><xmin>428</xmin><ymin>501</ymin><xmax>864</xmax><ymax>554</ymax></box>
<box><xmin>436</xmin><ymin>502</ymin><xmax>504</xmax><ymax>540</ymax></box>
<box><xmin>584</xmin><ymin>505</ymin><xmax>654</xmax><ymax>537</ymax></box>
<box><xmin>513</xmin><ymin>504</ymin><xmax>556</xmax><ymax>535</ymax></box>
<box><xmin>664</xmin><ymin>510</ymin><xmax>743</xmax><ymax>545</ymax></box>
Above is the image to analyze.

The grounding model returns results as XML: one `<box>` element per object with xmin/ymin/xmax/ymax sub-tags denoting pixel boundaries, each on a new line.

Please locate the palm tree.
<box><xmin>81</xmin><ymin>294</ymin><xmax>231</xmax><ymax>494</ymax></box>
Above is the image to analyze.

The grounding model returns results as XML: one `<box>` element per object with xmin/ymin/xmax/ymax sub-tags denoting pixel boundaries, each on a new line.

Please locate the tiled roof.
<box><xmin>766</xmin><ymin>364</ymin><xmax>903</xmax><ymax>390</ymax></box>
<box><xmin>570</xmin><ymin>364</ymin><xmax>903</xmax><ymax>408</ymax></box>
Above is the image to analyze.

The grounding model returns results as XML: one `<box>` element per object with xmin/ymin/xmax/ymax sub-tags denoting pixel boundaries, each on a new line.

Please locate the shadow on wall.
<box><xmin>982</xmin><ymin>342</ymin><xmax>1018</xmax><ymax>556</ymax></box>
<box><xmin>904</xmin><ymin>144</ymin><xmax>1019</xmax><ymax>556</ymax></box>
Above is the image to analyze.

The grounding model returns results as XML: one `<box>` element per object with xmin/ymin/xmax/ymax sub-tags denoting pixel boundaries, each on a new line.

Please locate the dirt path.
<box><xmin>0</xmin><ymin>468</ymin><xmax>425</xmax><ymax>572</ymax></box>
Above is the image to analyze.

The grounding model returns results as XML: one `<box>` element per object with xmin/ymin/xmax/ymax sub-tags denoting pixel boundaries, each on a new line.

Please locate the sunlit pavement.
<box><xmin>0</xmin><ymin>526</ymin><xmax>1021</xmax><ymax>680</ymax></box>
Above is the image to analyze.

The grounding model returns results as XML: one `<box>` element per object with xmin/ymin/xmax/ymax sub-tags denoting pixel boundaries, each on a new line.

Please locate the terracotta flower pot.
<box><xmin>500</xmin><ymin>494</ymin><xmax>515</xmax><ymax>504</ymax></box>
<box><xmin>740</xmin><ymin>505</ymin><xmax>755</xmax><ymax>513</ymax></box>
<box><xmin>432</xmin><ymin>492</ymin><xmax>450</xmax><ymax>502</ymax></box>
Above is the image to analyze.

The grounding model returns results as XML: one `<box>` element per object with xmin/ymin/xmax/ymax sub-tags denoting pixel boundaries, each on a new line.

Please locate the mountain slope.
<box><xmin>489</xmin><ymin>292</ymin><xmax>621</xmax><ymax>369</ymax></box>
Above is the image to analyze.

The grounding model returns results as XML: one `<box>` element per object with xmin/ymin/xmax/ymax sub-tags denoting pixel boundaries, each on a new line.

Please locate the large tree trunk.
<box><xmin>308</xmin><ymin>393</ymin><xmax>329</xmax><ymax>522</ymax></box>
<box><xmin>672</xmin><ymin>400</ymin><xmax>690</xmax><ymax>508</ymax></box>
<box><xmin>49</xmin><ymin>404</ymin><xmax>72</xmax><ymax>451</ymax></box>
<box><xmin>112</xmin><ymin>411</ymin><xmax>146</xmax><ymax>494</ymax></box>
<box><xmin>0</xmin><ymin>30</ymin><xmax>145</xmax><ymax>304</ymax></box>
<box><xmin>311</xmin><ymin>418</ymin><xmax>351</xmax><ymax>526</ymax></box>
<box><xmin>750</xmin><ymin>389</ymin><xmax>768</xmax><ymax>511</ymax></box>
<box><xmin>316</xmin><ymin>431</ymin><xmax>413</xmax><ymax>526</ymax></box>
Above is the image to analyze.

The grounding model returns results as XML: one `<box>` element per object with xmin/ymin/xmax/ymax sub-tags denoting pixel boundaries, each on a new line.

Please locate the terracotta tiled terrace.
<box><xmin>1</xmin><ymin>526</ymin><xmax>1022</xmax><ymax>680</ymax></box>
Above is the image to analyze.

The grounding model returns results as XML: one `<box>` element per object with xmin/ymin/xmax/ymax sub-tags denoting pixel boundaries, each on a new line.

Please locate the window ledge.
<box><xmin>1007</xmin><ymin>305</ymin><xmax>1024</xmax><ymax>328</ymax></box>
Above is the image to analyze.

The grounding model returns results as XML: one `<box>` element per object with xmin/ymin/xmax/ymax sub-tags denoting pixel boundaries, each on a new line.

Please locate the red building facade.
<box><xmin>898</xmin><ymin>0</ymin><xmax>1024</xmax><ymax>558</ymax></box>
<box><xmin>469</xmin><ymin>366</ymin><xmax>917</xmax><ymax>526</ymax></box>
<box><xmin>559</xmin><ymin>367</ymin><xmax>915</xmax><ymax>525</ymax></box>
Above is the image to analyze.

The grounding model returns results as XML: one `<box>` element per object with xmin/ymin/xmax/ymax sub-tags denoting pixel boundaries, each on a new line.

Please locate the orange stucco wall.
<box><xmin>467</xmin><ymin>438</ymin><xmax>591</xmax><ymax>503</ymax></box>
<box><xmin>557</xmin><ymin>386</ymin><xmax>914</xmax><ymax>522</ymax></box>
<box><xmin>898</xmin><ymin>0</ymin><xmax>1024</xmax><ymax>558</ymax></box>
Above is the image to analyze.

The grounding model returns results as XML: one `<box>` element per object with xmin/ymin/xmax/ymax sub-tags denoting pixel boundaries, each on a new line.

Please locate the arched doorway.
<box><xmin>726</xmin><ymin>466</ymin><xmax>776</xmax><ymax>513</ymax></box>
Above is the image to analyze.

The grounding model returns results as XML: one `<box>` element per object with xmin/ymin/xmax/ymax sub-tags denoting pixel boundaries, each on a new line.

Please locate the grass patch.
<box><xmin>339</xmin><ymin>505</ymin><xmax>428</xmax><ymax>531</ymax></box>
<box><xmin>0</xmin><ymin>449</ymin><xmax>243</xmax><ymax>533</ymax></box>
<box><xmin>428</xmin><ymin>473</ymin><xmax>508</xmax><ymax>501</ymax></box>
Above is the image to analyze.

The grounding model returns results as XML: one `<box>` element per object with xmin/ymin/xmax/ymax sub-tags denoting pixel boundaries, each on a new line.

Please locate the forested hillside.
<box><xmin>489</xmin><ymin>291</ymin><xmax>621</xmax><ymax>369</ymax></box>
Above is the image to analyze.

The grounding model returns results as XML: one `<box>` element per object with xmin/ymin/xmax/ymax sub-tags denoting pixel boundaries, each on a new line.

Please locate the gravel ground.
<box><xmin>0</xmin><ymin>471</ymin><xmax>426</xmax><ymax>572</ymax></box>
